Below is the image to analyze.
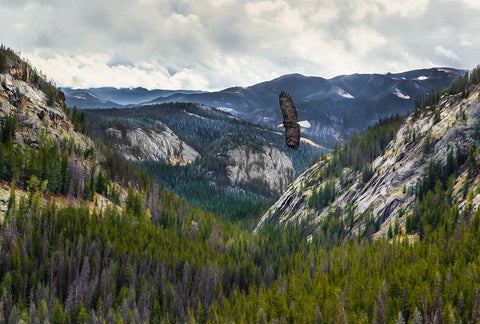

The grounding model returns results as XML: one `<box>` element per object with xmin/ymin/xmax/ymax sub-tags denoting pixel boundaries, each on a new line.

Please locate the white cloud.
<box><xmin>460</xmin><ymin>40</ymin><xmax>472</xmax><ymax>47</ymax></box>
<box><xmin>1</xmin><ymin>0</ymin><xmax>479</xmax><ymax>90</ymax></box>
<box><xmin>373</xmin><ymin>0</ymin><xmax>429</xmax><ymax>18</ymax></box>
<box><xmin>348</xmin><ymin>26</ymin><xmax>387</xmax><ymax>56</ymax></box>
<box><xmin>25</xmin><ymin>51</ymin><xmax>210</xmax><ymax>90</ymax></box>
<box><xmin>460</xmin><ymin>0</ymin><xmax>480</xmax><ymax>10</ymax></box>
<box><xmin>435</xmin><ymin>46</ymin><xmax>460</xmax><ymax>61</ymax></box>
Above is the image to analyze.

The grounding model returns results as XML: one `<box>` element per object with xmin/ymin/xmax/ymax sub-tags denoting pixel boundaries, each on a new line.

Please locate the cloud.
<box><xmin>1</xmin><ymin>0</ymin><xmax>479</xmax><ymax>90</ymax></box>
<box><xmin>372</xmin><ymin>0</ymin><xmax>429</xmax><ymax>18</ymax></box>
<box><xmin>26</xmin><ymin>51</ymin><xmax>211</xmax><ymax>90</ymax></box>
<box><xmin>460</xmin><ymin>0</ymin><xmax>480</xmax><ymax>10</ymax></box>
<box><xmin>435</xmin><ymin>46</ymin><xmax>460</xmax><ymax>61</ymax></box>
<box><xmin>348</xmin><ymin>26</ymin><xmax>387</xmax><ymax>56</ymax></box>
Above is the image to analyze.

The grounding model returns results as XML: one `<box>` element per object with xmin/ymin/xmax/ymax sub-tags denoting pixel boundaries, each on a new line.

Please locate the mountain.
<box><xmin>62</xmin><ymin>86</ymin><xmax>204</xmax><ymax>109</ymax></box>
<box><xmin>82</xmin><ymin>103</ymin><xmax>331</xmax><ymax>222</ymax></box>
<box><xmin>143</xmin><ymin>68</ymin><xmax>465</xmax><ymax>143</ymax></box>
<box><xmin>256</xmin><ymin>69</ymin><xmax>480</xmax><ymax>242</ymax></box>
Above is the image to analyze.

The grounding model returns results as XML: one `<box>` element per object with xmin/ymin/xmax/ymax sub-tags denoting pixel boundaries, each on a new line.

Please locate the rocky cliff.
<box><xmin>256</xmin><ymin>75</ymin><xmax>480</xmax><ymax>240</ymax></box>
<box><xmin>0</xmin><ymin>73</ymin><xmax>88</xmax><ymax>151</ymax></box>
<box><xmin>226</xmin><ymin>145</ymin><xmax>295</xmax><ymax>194</ymax></box>
<box><xmin>105</xmin><ymin>125</ymin><xmax>199</xmax><ymax>165</ymax></box>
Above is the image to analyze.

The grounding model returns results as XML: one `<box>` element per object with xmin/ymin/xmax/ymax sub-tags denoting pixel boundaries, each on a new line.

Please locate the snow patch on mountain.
<box><xmin>217</xmin><ymin>107</ymin><xmax>236</xmax><ymax>114</ymax></box>
<box><xmin>334</xmin><ymin>86</ymin><xmax>354</xmax><ymax>99</ymax></box>
<box><xmin>393</xmin><ymin>88</ymin><xmax>411</xmax><ymax>99</ymax></box>
<box><xmin>185</xmin><ymin>110</ymin><xmax>207</xmax><ymax>120</ymax></box>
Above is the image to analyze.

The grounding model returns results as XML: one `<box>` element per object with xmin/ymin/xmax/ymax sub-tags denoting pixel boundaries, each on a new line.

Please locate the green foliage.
<box><xmin>308</xmin><ymin>180</ymin><xmax>336</xmax><ymax>210</ymax></box>
<box><xmin>2</xmin><ymin>184</ymin><xmax>480</xmax><ymax>323</ymax></box>
<box><xmin>407</xmin><ymin>181</ymin><xmax>458</xmax><ymax>237</ymax></box>
<box><xmin>0</xmin><ymin>115</ymin><xmax>17</xmax><ymax>147</ymax></box>
<box><xmin>140</xmin><ymin>159</ymin><xmax>272</xmax><ymax>226</ymax></box>
<box><xmin>415</xmin><ymin>146</ymin><xmax>466</xmax><ymax>200</ymax></box>
<box><xmin>433</xmin><ymin>108</ymin><xmax>441</xmax><ymax>124</ymax></box>
<box><xmin>326</xmin><ymin>114</ymin><xmax>403</xmax><ymax>177</ymax></box>
<box><xmin>45</xmin><ymin>83</ymin><xmax>57</xmax><ymax>105</ymax></box>
<box><xmin>362</xmin><ymin>165</ymin><xmax>374</xmax><ymax>184</ymax></box>
<box><xmin>125</xmin><ymin>187</ymin><xmax>145</xmax><ymax>219</ymax></box>
<box><xmin>470</xmin><ymin>66</ymin><xmax>480</xmax><ymax>85</ymax></box>
<box><xmin>70</xmin><ymin>106</ymin><xmax>89</xmax><ymax>135</ymax></box>
<box><xmin>0</xmin><ymin>50</ymin><xmax>6</xmax><ymax>73</ymax></box>
<box><xmin>95</xmin><ymin>170</ymin><xmax>107</xmax><ymax>195</ymax></box>
<box><xmin>449</xmin><ymin>72</ymin><xmax>470</xmax><ymax>97</ymax></box>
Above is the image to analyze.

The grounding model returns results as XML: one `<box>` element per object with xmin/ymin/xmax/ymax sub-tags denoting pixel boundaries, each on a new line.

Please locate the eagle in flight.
<box><xmin>278</xmin><ymin>91</ymin><xmax>311</xmax><ymax>149</ymax></box>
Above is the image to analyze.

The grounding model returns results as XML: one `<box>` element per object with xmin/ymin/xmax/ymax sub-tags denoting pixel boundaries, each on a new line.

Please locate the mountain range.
<box><xmin>62</xmin><ymin>87</ymin><xmax>204</xmax><ymax>109</ymax></box>
<box><xmin>65</xmin><ymin>68</ymin><xmax>464</xmax><ymax>143</ymax></box>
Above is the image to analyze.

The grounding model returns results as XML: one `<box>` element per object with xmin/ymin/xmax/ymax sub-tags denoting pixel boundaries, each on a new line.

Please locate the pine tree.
<box><xmin>52</xmin><ymin>300</ymin><xmax>65</xmax><ymax>324</ymax></box>
<box><xmin>374</xmin><ymin>283</ymin><xmax>387</xmax><ymax>324</ymax></box>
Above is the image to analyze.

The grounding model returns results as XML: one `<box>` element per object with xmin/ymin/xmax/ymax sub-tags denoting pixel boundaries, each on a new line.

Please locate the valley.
<box><xmin>82</xmin><ymin>103</ymin><xmax>328</xmax><ymax>224</ymax></box>
<box><xmin>2</xmin><ymin>45</ymin><xmax>480</xmax><ymax>323</ymax></box>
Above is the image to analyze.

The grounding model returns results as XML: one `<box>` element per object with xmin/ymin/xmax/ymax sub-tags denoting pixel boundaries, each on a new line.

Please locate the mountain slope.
<box><xmin>256</xmin><ymin>70</ymin><xmax>480</xmax><ymax>241</ymax></box>
<box><xmin>0</xmin><ymin>46</ymin><xmax>159</xmax><ymax>218</ymax></box>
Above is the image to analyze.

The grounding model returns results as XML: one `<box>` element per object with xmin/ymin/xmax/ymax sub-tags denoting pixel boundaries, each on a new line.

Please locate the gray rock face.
<box><xmin>226</xmin><ymin>145</ymin><xmax>295</xmax><ymax>194</ymax></box>
<box><xmin>106</xmin><ymin>126</ymin><xmax>200</xmax><ymax>165</ymax></box>
<box><xmin>256</xmin><ymin>85</ymin><xmax>480</xmax><ymax>239</ymax></box>
<box><xmin>0</xmin><ymin>187</ymin><xmax>11</xmax><ymax>222</ymax></box>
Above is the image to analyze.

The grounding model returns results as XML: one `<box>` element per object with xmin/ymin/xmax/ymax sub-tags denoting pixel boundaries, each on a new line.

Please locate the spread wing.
<box><xmin>279</xmin><ymin>91</ymin><xmax>298</xmax><ymax>123</ymax></box>
<box><xmin>279</xmin><ymin>91</ymin><xmax>300</xmax><ymax>149</ymax></box>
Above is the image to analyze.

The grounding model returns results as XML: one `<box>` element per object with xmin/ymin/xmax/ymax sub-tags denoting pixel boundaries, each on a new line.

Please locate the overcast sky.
<box><xmin>1</xmin><ymin>0</ymin><xmax>479</xmax><ymax>90</ymax></box>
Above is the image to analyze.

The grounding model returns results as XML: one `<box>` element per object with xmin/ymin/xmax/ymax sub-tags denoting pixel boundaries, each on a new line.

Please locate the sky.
<box><xmin>1</xmin><ymin>0</ymin><xmax>479</xmax><ymax>91</ymax></box>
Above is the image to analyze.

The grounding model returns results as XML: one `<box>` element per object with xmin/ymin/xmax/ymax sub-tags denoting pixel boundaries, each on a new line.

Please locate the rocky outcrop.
<box><xmin>0</xmin><ymin>73</ymin><xmax>89</xmax><ymax>151</ymax></box>
<box><xmin>226</xmin><ymin>145</ymin><xmax>295</xmax><ymax>194</ymax></box>
<box><xmin>0</xmin><ymin>62</ymin><xmax>104</xmax><ymax>218</ymax></box>
<box><xmin>105</xmin><ymin>126</ymin><xmax>199</xmax><ymax>165</ymax></box>
<box><xmin>256</xmin><ymin>84</ymin><xmax>480</xmax><ymax>239</ymax></box>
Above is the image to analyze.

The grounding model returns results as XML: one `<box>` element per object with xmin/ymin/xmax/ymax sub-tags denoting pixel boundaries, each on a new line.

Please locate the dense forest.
<box><xmin>3</xmin><ymin>149</ymin><xmax>480</xmax><ymax>323</ymax></box>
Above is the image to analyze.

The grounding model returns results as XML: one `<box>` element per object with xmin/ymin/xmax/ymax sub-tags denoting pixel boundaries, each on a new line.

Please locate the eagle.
<box><xmin>278</xmin><ymin>91</ymin><xmax>311</xmax><ymax>149</ymax></box>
